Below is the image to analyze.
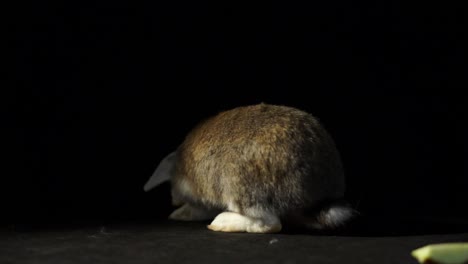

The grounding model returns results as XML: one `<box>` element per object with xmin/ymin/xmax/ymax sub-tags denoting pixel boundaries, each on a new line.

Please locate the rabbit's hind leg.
<box><xmin>207</xmin><ymin>210</ymin><xmax>282</xmax><ymax>233</ymax></box>
<box><xmin>169</xmin><ymin>203</ymin><xmax>219</xmax><ymax>221</ymax></box>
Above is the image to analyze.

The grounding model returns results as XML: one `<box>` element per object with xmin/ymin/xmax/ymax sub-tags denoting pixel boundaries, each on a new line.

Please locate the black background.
<box><xmin>9</xmin><ymin>1</ymin><xmax>465</xmax><ymax>226</ymax></box>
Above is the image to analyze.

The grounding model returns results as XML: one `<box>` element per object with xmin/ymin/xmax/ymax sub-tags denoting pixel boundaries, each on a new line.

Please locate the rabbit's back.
<box><xmin>173</xmin><ymin>104</ymin><xmax>345</xmax><ymax>215</ymax></box>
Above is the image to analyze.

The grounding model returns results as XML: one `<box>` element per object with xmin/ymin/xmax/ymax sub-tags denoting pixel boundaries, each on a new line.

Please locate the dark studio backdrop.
<box><xmin>8</xmin><ymin>1</ymin><xmax>466</xmax><ymax>228</ymax></box>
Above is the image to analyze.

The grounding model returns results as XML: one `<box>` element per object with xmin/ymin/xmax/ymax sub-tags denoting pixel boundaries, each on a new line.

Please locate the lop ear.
<box><xmin>143</xmin><ymin>151</ymin><xmax>177</xmax><ymax>192</ymax></box>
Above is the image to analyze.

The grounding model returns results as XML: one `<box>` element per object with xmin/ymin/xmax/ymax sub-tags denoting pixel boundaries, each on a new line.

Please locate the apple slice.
<box><xmin>412</xmin><ymin>243</ymin><xmax>468</xmax><ymax>264</ymax></box>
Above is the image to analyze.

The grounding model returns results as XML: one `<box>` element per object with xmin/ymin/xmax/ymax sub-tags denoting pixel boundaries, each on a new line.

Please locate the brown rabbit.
<box><xmin>144</xmin><ymin>104</ymin><xmax>356</xmax><ymax>233</ymax></box>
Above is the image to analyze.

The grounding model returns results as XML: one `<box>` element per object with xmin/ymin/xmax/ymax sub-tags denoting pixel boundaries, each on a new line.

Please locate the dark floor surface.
<box><xmin>1</xmin><ymin>219</ymin><xmax>467</xmax><ymax>264</ymax></box>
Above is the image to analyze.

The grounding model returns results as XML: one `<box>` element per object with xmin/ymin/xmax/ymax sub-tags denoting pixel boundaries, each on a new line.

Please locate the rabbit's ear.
<box><xmin>143</xmin><ymin>151</ymin><xmax>177</xmax><ymax>192</ymax></box>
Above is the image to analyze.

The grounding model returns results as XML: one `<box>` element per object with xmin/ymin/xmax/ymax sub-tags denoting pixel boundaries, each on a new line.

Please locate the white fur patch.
<box><xmin>178</xmin><ymin>178</ymin><xmax>193</xmax><ymax>197</ymax></box>
<box><xmin>243</xmin><ymin>206</ymin><xmax>276</xmax><ymax>219</ymax></box>
<box><xmin>323</xmin><ymin>206</ymin><xmax>354</xmax><ymax>227</ymax></box>
<box><xmin>207</xmin><ymin>211</ymin><xmax>282</xmax><ymax>233</ymax></box>
<box><xmin>227</xmin><ymin>200</ymin><xmax>240</xmax><ymax>212</ymax></box>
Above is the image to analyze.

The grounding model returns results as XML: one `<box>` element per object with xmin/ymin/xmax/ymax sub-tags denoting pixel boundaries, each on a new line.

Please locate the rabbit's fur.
<box><xmin>145</xmin><ymin>104</ymin><xmax>355</xmax><ymax>233</ymax></box>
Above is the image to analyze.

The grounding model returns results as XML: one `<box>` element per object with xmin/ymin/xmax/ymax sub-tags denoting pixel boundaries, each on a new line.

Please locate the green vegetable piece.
<box><xmin>412</xmin><ymin>243</ymin><xmax>468</xmax><ymax>264</ymax></box>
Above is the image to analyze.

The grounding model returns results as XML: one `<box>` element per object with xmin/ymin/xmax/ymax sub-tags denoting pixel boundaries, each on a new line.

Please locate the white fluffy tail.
<box><xmin>304</xmin><ymin>201</ymin><xmax>357</xmax><ymax>230</ymax></box>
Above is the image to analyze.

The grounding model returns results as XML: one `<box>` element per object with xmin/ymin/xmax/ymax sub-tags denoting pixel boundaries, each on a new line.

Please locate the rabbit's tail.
<box><xmin>291</xmin><ymin>200</ymin><xmax>358</xmax><ymax>231</ymax></box>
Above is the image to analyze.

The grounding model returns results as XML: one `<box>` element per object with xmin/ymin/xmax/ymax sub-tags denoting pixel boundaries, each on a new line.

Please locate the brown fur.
<box><xmin>172</xmin><ymin>104</ymin><xmax>345</xmax><ymax>218</ymax></box>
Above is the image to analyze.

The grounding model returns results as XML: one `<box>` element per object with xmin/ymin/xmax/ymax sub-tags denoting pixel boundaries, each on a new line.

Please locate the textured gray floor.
<box><xmin>1</xmin><ymin>220</ymin><xmax>467</xmax><ymax>264</ymax></box>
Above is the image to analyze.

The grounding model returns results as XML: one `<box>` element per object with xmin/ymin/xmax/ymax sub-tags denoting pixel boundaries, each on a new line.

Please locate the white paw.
<box><xmin>169</xmin><ymin>204</ymin><xmax>218</xmax><ymax>221</ymax></box>
<box><xmin>207</xmin><ymin>212</ymin><xmax>250</xmax><ymax>232</ymax></box>
<box><xmin>207</xmin><ymin>212</ymin><xmax>282</xmax><ymax>233</ymax></box>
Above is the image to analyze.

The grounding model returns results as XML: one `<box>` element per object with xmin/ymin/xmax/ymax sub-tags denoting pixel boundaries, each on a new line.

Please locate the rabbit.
<box><xmin>144</xmin><ymin>103</ymin><xmax>356</xmax><ymax>233</ymax></box>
